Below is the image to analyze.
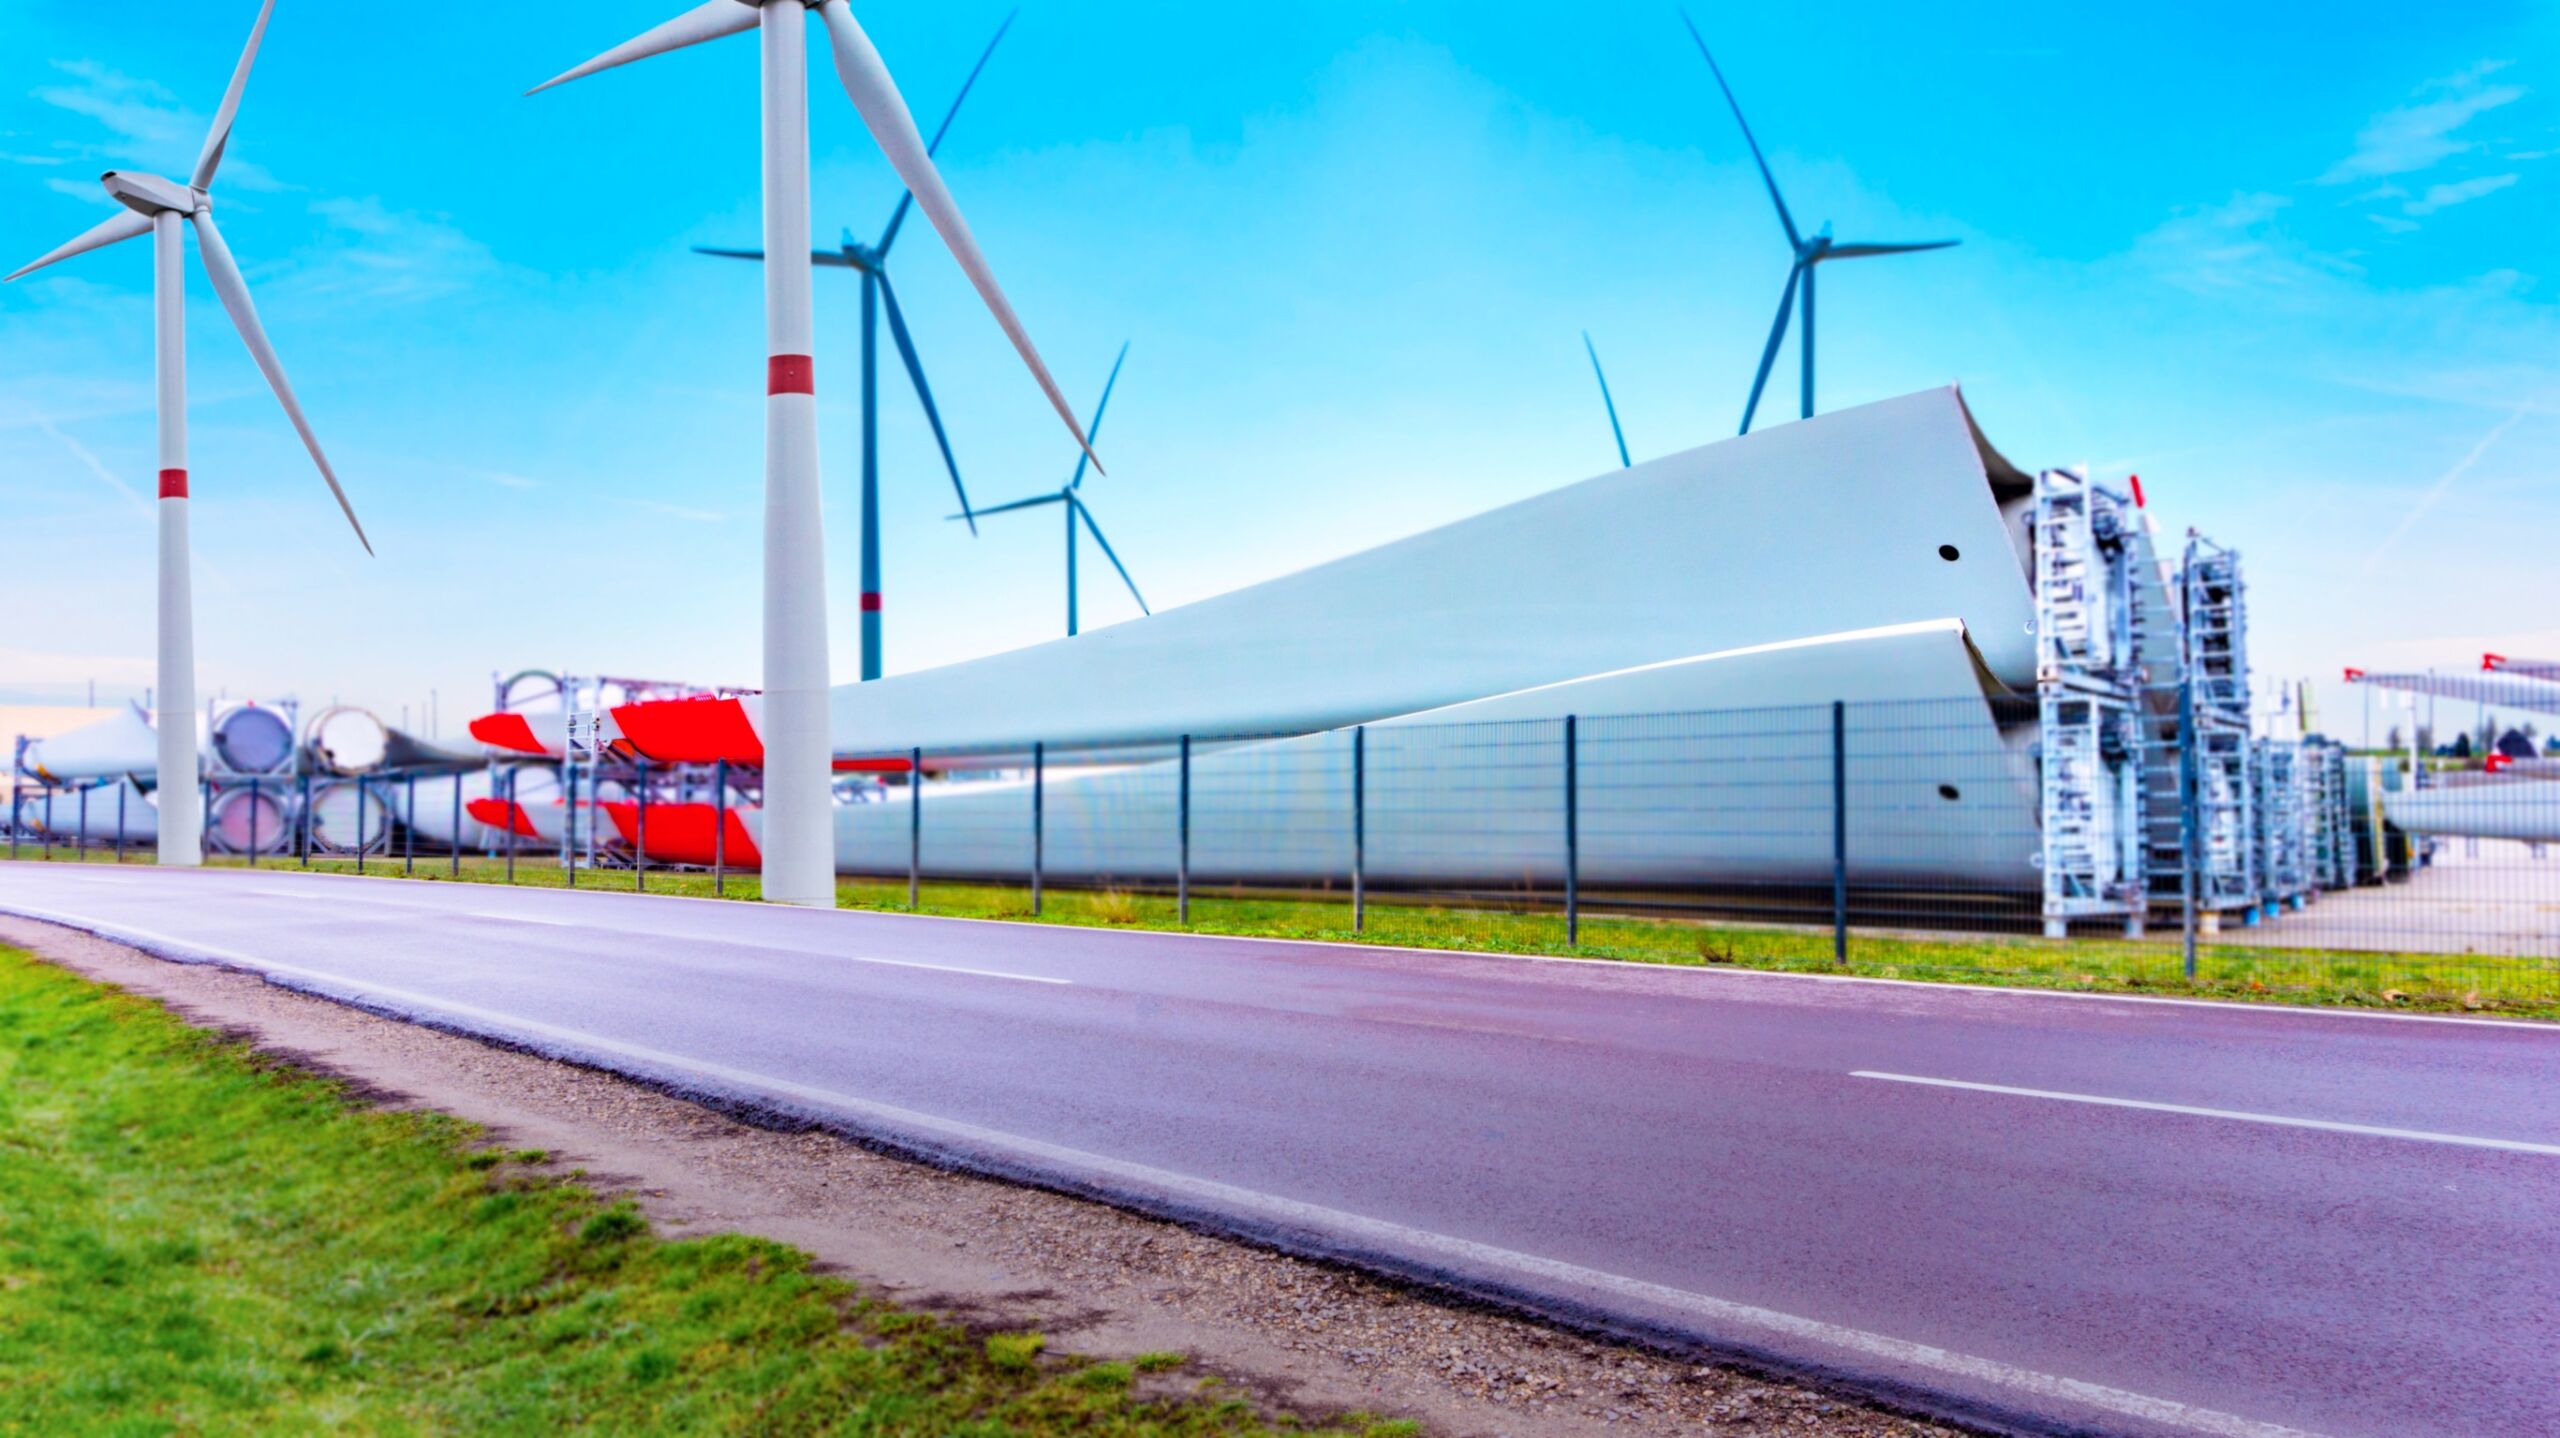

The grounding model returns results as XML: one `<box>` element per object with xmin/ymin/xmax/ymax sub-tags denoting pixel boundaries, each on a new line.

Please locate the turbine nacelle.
<box><xmin>102</xmin><ymin>171</ymin><xmax>203</xmax><ymax>218</ymax></box>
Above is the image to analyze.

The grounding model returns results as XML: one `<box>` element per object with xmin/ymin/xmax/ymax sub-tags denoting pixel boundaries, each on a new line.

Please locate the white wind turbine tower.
<box><xmin>532</xmin><ymin>1</ymin><xmax>1101</xmax><ymax>907</ymax></box>
<box><xmin>6</xmin><ymin>0</ymin><xmax>372</xmax><ymax>869</ymax></box>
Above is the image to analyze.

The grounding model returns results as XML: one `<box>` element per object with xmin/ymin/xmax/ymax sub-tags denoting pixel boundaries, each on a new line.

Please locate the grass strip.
<box><xmin>0</xmin><ymin>943</ymin><xmax>1416</xmax><ymax>1437</ymax></box>
<box><xmin>13</xmin><ymin>844</ymin><xmax>2558</xmax><ymax>1020</ymax></box>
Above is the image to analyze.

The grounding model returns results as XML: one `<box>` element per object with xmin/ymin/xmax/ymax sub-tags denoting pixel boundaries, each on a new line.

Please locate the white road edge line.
<box><xmin>0</xmin><ymin>900</ymin><xmax>2326</xmax><ymax>1438</ymax></box>
<box><xmin>46</xmin><ymin>859</ymin><xmax>2548</xmax><ymax>1033</ymax></box>
<box><xmin>1852</xmin><ymin>1072</ymin><xmax>2560</xmax><ymax>1157</ymax></box>
<box><xmin>224</xmin><ymin>886</ymin><xmax>1072</xmax><ymax>984</ymax></box>
<box><xmin>2</xmin><ymin>896</ymin><xmax>1068</xmax><ymax>988</ymax></box>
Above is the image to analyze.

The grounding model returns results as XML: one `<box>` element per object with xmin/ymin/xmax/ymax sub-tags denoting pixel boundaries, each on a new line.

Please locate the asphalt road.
<box><xmin>3</xmin><ymin>861</ymin><xmax>2553</xmax><ymax>1438</ymax></box>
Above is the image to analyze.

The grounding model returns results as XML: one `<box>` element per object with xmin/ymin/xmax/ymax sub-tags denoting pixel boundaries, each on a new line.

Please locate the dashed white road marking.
<box><xmin>1853</xmin><ymin>1071</ymin><xmax>2560</xmax><ymax>1157</ymax></box>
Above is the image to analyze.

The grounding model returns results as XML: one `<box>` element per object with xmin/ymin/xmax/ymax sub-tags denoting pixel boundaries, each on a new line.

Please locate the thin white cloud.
<box><xmin>42</xmin><ymin>175</ymin><xmax>109</xmax><ymax>205</ymax></box>
<box><xmin>32</xmin><ymin>58</ymin><xmax>282</xmax><ymax>191</ymax></box>
<box><xmin>2367</xmin><ymin>214</ymin><xmax>2421</xmax><ymax>234</ymax></box>
<box><xmin>2133</xmin><ymin>191</ymin><xmax>2348</xmax><ymax>294</ymax></box>
<box><xmin>15</xmin><ymin>402</ymin><xmax>152</xmax><ymax>521</ymax></box>
<box><xmin>293</xmin><ymin>196</ymin><xmax>501</xmax><ymax>303</ymax></box>
<box><xmin>0</xmin><ymin>646</ymin><xmax>153</xmax><ymax>688</ymax></box>
<box><xmin>481</xmin><ymin>471</ymin><xmax>540</xmax><ymax>490</ymax></box>
<box><xmin>623</xmin><ymin>499</ymin><xmax>723</xmax><ymax>523</ymax></box>
<box><xmin>2362</xmin><ymin>401</ymin><xmax>2537</xmax><ymax>573</ymax></box>
<box><xmin>2403</xmin><ymin>173</ymin><xmax>2519</xmax><ymax>215</ymax></box>
<box><xmin>2322</xmin><ymin>63</ymin><xmax>2524</xmax><ymax>183</ymax></box>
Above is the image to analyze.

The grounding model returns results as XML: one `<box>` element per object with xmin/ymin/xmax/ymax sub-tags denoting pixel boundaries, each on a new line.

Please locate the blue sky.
<box><xmin>2</xmin><ymin>1</ymin><xmax>2552</xmax><ymax>742</ymax></box>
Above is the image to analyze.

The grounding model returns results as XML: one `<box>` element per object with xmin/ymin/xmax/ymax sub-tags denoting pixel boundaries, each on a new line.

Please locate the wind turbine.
<box><xmin>5</xmin><ymin>0</ymin><xmax>371</xmax><ymax>870</ymax></box>
<box><xmin>1582</xmin><ymin>331</ymin><xmax>1631</xmax><ymax>468</ymax></box>
<box><xmin>532</xmin><ymin>0</ymin><xmax>1099</xmax><ymax>908</ymax></box>
<box><xmin>960</xmin><ymin>342</ymin><xmax>1148</xmax><ymax>637</ymax></box>
<box><xmin>695</xmin><ymin>10</ymin><xmax>1013</xmax><ymax>683</ymax></box>
<box><xmin>1677</xmin><ymin>11</ymin><xmax>1958</xmax><ymax>435</ymax></box>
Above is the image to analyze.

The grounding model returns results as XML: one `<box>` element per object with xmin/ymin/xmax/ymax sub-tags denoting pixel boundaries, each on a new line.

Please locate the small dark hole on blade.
<box><xmin>1937</xmin><ymin>784</ymin><xmax>1961</xmax><ymax>801</ymax></box>
<box><xmin>1937</xmin><ymin>544</ymin><xmax>1961</xmax><ymax>562</ymax></box>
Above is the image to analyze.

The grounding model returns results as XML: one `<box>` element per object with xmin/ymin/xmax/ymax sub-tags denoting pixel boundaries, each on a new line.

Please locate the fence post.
<box><xmin>354</xmin><ymin>778</ymin><xmax>367</xmax><ymax>875</ymax></box>
<box><xmin>504</xmin><ymin>767</ymin><xmax>519</xmax><ymax>885</ymax></box>
<box><xmin>564</xmin><ymin>761</ymin><xmax>578</xmax><ymax>889</ymax></box>
<box><xmin>298</xmin><ymin>771</ymin><xmax>313</xmax><ymax>867</ymax></box>
<box><xmin>450</xmin><ymin>773</ymin><xmax>462</xmax><ymax>879</ymax></box>
<box><xmin>43</xmin><ymin>785</ymin><xmax>55</xmax><ymax>860</ymax></box>
<box><xmin>2178</xmin><ymin>670</ymin><xmax>2201</xmax><ymax>980</ymax></box>
<box><xmin>1564</xmin><ymin>715</ymin><xmax>1579</xmax><ymax>948</ymax></box>
<box><xmin>1352</xmin><ymin>726</ymin><xmax>1366</xmax><ymax>933</ymax></box>
<box><xmin>1031</xmin><ymin>741</ymin><xmax>1045</xmax><ymax>917</ymax></box>
<box><xmin>8</xmin><ymin>790</ymin><xmax>17</xmax><ymax>860</ymax></box>
<box><xmin>79</xmin><ymin>784</ymin><xmax>91</xmax><ymax>861</ymax></box>
<box><xmin>712</xmin><ymin>758</ymin><xmax>727</xmax><ymax>897</ymax></box>
<box><xmin>1832</xmin><ymin>700</ymin><xmax>1848</xmax><ymax>965</ymax></box>
<box><xmin>244</xmin><ymin>777</ymin><xmax>258</xmax><ymax>869</ymax></box>
<box><xmin>908</xmin><ymin>747</ymin><xmax>923</xmax><ymax>910</ymax></box>
<box><xmin>1178</xmin><ymin>734</ymin><xmax>1192</xmax><ymax>925</ymax></box>
<box><xmin>115</xmin><ymin>783</ymin><xmax>126</xmax><ymax>863</ymax></box>
<box><xmin>634</xmin><ymin>758</ymin><xmax>648</xmax><ymax>893</ymax></box>
<box><xmin>404</xmin><ymin>772</ymin><xmax>417</xmax><ymax>876</ymax></box>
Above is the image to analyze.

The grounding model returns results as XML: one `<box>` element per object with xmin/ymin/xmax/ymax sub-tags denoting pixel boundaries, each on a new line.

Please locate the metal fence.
<box><xmin>10</xmin><ymin>697</ymin><xmax>2556</xmax><ymax>995</ymax></box>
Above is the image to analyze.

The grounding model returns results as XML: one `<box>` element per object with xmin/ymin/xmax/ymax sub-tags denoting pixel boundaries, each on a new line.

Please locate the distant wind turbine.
<box><xmin>1678</xmin><ymin>10</ymin><xmax>1959</xmax><ymax>434</ymax></box>
<box><xmin>5</xmin><ymin>0</ymin><xmax>372</xmax><ymax>869</ymax></box>
<box><xmin>959</xmin><ymin>342</ymin><xmax>1148</xmax><ymax>637</ymax></box>
<box><xmin>531</xmin><ymin>0</ymin><xmax>1098</xmax><ymax>907</ymax></box>
<box><xmin>694</xmin><ymin>11</ymin><xmax>1015</xmax><ymax>683</ymax></box>
<box><xmin>1582</xmin><ymin>332</ymin><xmax>1631</xmax><ymax>468</ymax></box>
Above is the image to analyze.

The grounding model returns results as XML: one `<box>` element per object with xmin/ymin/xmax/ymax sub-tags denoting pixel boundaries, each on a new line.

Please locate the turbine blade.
<box><xmin>879</xmin><ymin>8</ymin><xmax>1017</xmax><ymax>257</ymax></box>
<box><xmin>877</xmin><ymin>272</ymin><xmax>973</xmax><ymax>533</ymax></box>
<box><xmin>1583</xmin><ymin>331</ymin><xmax>1631</xmax><ymax>469</ymax></box>
<box><xmin>1074</xmin><ymin>495</ymin><xmax>1147</xmax><ymax>614</ymax></box>
<box><xmin>1068</xmin><ymin>340</ymin><xmax>1129</xmax><ymax>490</ymax></box>
<box><xmin>1739</xmin><ymin>264</ymin><xmax>1802</xmax><ymax>436</ymax></box>
<box><xmin>5</xmin><ymin>208</ymin><xmax>151</xmax><ymax>283</ymax></box>
<box><xmin>1823</xmin><ymin>239</ymin><xmax>1962</xmax><ymax>260</ymax></box>
<box><xmin>527</xmin><ymin>0</ymin><xmax>758</xmax><ymax>96</ymax></box>
<box><xmin>814</xmin><ymin>0</ymin><xmax>1102</xmax><ymax>475</ymax></box>
<box><xmin>951</xmin><ymin>491</ymin><xmax>1065</xmax><ymax>521</ymax></box>
<box><xmin>190</xmin><ymin>211</ymin><xmax>371</xmax><ymax>555</ymax></box>
<box><xmin>694</xmin><ymin>244</ymin><xmax>859</xmax><ymax>268</ymax></box>
<box><xmin>193</xmin><ymin>0</ymin><xmax>277</xmax><ymax>189</ymax></box>
<box><xmin>1677</xmin><ymin>10</ymin><xmax>1799</xmax><ymax>249</ymax></box>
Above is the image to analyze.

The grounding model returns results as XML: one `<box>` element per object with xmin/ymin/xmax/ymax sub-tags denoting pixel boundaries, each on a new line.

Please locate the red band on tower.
<box><xmin>159</xmin><ymin>469</ymin><xmax>189</xmax><ymax>499</ymax></box>
<box><xmin>860</xmin><ymin>591</ymin><xmax>883</xmax><ymax>612</ymax></box>
<box><xmin>2127</xmin><ymin>473</ymin><xmax>2145</xmax><ymax>509</ymax></box>
<box><xmin>767</xmin><ymin>354</ymin><xmax>815</xmax><ymax>395</ymax></box>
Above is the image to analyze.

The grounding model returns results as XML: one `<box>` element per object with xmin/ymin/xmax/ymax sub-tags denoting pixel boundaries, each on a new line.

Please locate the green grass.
<box><xmin>0</xmin><ymin>943</ymin><xmax>1414</xmax><ymax>1436</ymax></box>
<box><xmin>14</xmin><ymin>841</ymin><xmax>2558</xmax><ymax>1020</ymax></box>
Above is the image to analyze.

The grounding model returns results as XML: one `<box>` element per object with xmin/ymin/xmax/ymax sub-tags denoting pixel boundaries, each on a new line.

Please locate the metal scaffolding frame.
<box><xmin>2033</xmin><ymin>467</ymin><xmax>2149</xmax><ymax>935</ymax></box>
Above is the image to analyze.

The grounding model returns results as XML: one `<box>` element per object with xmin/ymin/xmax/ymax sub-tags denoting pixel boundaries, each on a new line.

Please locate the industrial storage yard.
<box><xmin>1</xmin><ymin>5</ymin><xmax>2554</xmax><ymax>1438</ymax></box>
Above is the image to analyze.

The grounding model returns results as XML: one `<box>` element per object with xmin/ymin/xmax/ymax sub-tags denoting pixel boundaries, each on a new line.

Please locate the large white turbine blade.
<box><xmin>192</xmin><ymin>0</ymin><xmax>277</xmax><ymax>190</ymax></box>
<box><xmin>190</xmin><ymin>211</ymin><xmax>373</xmax><ymax>555</ymax></box>
<box><xmin>526</xmin><ymin>0</ymin><xmax>759</xmax><ymax>95</ymax></box>
<box><xmin>814</xmin><ymin>0</ymin><xmax>1102</xmax><ymax>475</ymax></box>
<box><xmin>5</xmin><ymin>209</ymin><xmax>151</xmax><ymax>282</ymax></box>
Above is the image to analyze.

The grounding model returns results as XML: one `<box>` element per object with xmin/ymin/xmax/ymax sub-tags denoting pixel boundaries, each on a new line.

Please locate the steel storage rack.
<box><xmin>2033</xmin><ymin>466</ymin><xmax>2151</xmax><ymax>936</ymax></box>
